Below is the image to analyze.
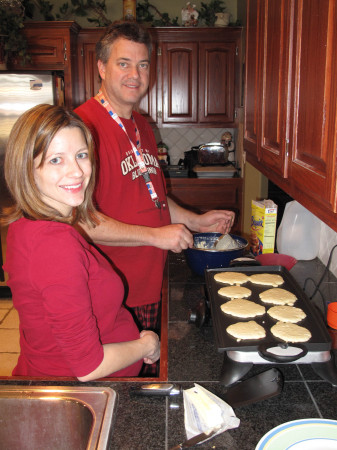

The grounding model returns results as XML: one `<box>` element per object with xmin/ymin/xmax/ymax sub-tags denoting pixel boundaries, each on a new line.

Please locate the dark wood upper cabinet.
<box><xmin>76</xmin><ymin>28</ymin><xmax>104</xmax><ymax>108</ymax></box>
<box><xmin>9</xmin><ymin>21</ymin><xmax>81</xmax><ymax>109</ymax></box>
<box><xmin>289</xmin><ymin>0</ymin><xmax>337</xmax><ymax>212</ymax></box>
<box><xmin>244</xmin><ymin>0</ymin><xmax>291</xmax><ymax>177</ymax></box>
<box><xmin>198</xmin><ymin>41</ymin><xmax>236</xmax><ymax>124</ymax></box>
<box><xmin>244</xmin><ymin>0</ymin><xmax>260</xmax><ymax>157</ymax></box>
<box><xmin>9</xmin><ymin>24</ymin><xmax>242</xmax><ymax>128</ymax></box>
<box><xmin>154</xmin><ymin>27</ymin><xmax>242</xmax><ymax>127</ymax></box>
<box><xmin>76</xmin><ymin>27</ymin><xmax>242</xmax><ymax>127</ymax></box>
<box><xmin>161</xmin><ymin>41</ymin><xmax>198</xmax><ymax>124</ymax></box>
<box><xmin>244</xmin><ymin>0</ymin><xmax>337</xmax><ymax>230</ymax></box>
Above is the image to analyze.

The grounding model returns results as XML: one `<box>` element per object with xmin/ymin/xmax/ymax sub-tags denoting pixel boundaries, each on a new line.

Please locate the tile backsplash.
<box><xmin>152</xmin><ymin>127</ymin><xmax>237</xmax><ymax>165</ymax></box>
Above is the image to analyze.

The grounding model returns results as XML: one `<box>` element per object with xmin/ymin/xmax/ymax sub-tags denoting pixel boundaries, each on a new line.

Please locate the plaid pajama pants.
<box><xmin>130</xmin><ymin>301</ymin><xmax>161</xmax><ymax>377</ymax></box>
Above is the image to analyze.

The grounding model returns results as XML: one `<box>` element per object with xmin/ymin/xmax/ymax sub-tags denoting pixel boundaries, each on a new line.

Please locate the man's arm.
<box><xmin>78</xmin><ymin>198</ymin><xmax>235</xmax><ymax>252</ymax></box>
<box><xmin>167</xmin><ymin>197</ymin><xmax>235</xmax><ymax>234</ymax></box>
<box><xmin>78</xmin><ymin>211</ymin><xmax>194</xmax><ymax>252</ymax></box>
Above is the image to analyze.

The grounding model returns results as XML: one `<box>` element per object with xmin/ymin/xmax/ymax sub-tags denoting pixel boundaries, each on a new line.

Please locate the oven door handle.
<box><xmin>258</xmin><ymin>343</ymin><xmax>308</xmax><ymax>363</ymax></box>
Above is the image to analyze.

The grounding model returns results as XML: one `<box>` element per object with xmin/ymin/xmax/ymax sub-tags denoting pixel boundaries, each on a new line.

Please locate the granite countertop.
<box><xmin>1</xmin><ymin>253</ymin><xmax>337</xmax><ymax>449</ymax></box>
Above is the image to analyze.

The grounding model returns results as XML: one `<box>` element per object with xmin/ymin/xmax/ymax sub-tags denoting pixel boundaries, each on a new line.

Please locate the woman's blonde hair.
<box><xmin>3</xmin><ymin>104</ymin><xmax>98</xmax><ymax>227</ymax></box>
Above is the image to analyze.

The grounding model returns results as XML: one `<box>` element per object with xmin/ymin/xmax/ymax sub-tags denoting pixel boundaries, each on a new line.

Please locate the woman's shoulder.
<box><xmin>11</xmin><ymin>218</ymin><xmax>87</xmax><ymax>246</ymax></box>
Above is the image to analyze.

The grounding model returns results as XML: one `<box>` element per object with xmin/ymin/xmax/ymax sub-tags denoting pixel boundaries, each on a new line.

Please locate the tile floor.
<box><xmin>1</xmin><ymin>226</ymin><xmax>19</xmax><ymax>376</ymax></box>
<box><xmin>0</xmin><ymin>298</ymin><xmax>19</xmax><ymax>376</ymax></box>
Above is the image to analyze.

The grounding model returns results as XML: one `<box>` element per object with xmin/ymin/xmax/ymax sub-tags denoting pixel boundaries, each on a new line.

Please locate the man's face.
<box><xmin>98</xmin><ymin>37</ymin><xmax>150</xmax><ymax>117</ymax></box>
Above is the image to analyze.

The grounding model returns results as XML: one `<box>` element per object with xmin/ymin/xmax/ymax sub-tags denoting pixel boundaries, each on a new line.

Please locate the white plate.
<box><xmin>255</xmin><ymin>419</ymin><xmax>337</xmax><ymax>450</ymax></box>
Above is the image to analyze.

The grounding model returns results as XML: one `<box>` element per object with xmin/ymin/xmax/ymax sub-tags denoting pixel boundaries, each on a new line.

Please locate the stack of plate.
<box><xmin>192</xmin><ymin>165</ymin><xmax>237</xmax><ymax>178</ymax></box>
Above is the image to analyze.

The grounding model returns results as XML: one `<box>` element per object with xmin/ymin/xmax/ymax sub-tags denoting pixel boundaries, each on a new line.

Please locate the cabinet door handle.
<box><xmin>157</xmin><ymin>111</ymin><xmax>162</xmax><ymax>118</ymax></box>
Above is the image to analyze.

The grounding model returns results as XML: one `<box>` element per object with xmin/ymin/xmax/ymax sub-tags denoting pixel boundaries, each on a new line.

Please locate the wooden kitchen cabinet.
<box><xmin>76</xmin><ymin>27</ymin><xmax>242</xmax><ymax>127</ymax></box>
<box><xmin>244</xmin><ymin>0</ymin><xmax>337</xmax><ymax>230</ymax></box>
<box><xmin>198</xmin><ymin>41</ymin><xmax>236</xmax><ymax>124</ymax></box>
<box><xmin>160</xmin><ymin>41</ymin><xmax>198</xmax><ymax>124</ymax></box>
<box><xmin>166</xmin><ymin>178</ymin><xmax>243</xmax><ymax>233</ymax></box>
<box><xmin>244</xmin><ymin>0</ymin><xmax>291</xmax><ymax>177</ymax></box>
<box><xmin>76</xmin><ymin>28</ymin><xmax>104</xmax><ymax>107</ymax></box>
<box><xmin>9</xmin><ymin>21</ymin><xmax>80</xmax><ymax>109</ymax></box>
<box><xmin>154</xmin><ymin>27</ymin><xmax>242</xmax><ymax>127</ymax></box>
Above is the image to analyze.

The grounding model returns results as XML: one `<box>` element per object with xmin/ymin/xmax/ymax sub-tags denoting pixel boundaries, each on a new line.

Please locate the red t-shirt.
<box><xmin>75</xmin><ymin>99</ymin><xmax>171</xmax><ymax>307</ymax></box>
<box><xmin>4</xmin><ymin>218</ymin><xmax>143</xmax><ymax>378</ymax></box>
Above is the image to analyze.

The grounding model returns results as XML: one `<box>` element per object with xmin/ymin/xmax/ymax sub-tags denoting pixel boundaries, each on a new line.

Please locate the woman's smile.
<box><xmin>34</xmin><ymin>127</ymin><xmax>92</xmax><ymax>216</ymax></box>
<box><xmin>60</xmin><ymin>182</ymin><xmax>84</xmax><ymax>191</ymax></box>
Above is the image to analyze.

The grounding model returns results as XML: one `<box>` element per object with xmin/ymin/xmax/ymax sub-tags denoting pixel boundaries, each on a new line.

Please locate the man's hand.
<box><xmin>151</xmin><ymin>223</ymin><xmax>194</xmax><ymax>252</ymax></box>
<box><xmin>197</xmin><ymin>210</ymin><xmax>235</xmax><ymax>234</ymax></box>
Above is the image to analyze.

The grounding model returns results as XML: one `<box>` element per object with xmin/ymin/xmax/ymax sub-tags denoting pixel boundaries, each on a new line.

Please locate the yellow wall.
<box><xmin>242</xmin><ymin>162</ymin><xmax>268</xmax><ymax>239</ymax></box>
<box><xmin>37</xmin><ymin>0</ymin><xmax>238</xmax><ymax>27</ymax></box>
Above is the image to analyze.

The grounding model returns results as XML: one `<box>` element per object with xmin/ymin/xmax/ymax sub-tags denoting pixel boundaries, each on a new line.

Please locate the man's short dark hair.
<box><xmin>96</xmin><ymin>21</ymin><xmax>152</xmax><ymax>63</ymax></box>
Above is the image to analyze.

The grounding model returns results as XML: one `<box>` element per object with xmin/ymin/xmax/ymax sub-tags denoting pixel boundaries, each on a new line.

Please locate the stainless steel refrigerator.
<box><xmin>0</xmin><ymin>72</ymin><xmax>58</xmax><ymax>295</ymax></box>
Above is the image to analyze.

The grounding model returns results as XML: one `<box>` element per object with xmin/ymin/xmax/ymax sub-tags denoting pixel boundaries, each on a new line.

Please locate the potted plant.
<box><xmin>198</xmin><ymin>0</ymin><xmax>227</xmax><ymax>26</ymax></box>
<box><xmin>0</xmin><ymin>2</ymin><xmax>30</xmax><ymax>68</ymax></box>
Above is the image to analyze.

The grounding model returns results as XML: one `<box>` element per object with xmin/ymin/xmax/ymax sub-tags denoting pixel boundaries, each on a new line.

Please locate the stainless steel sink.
<box><xmin>0</xmin><ymin>385</ymin><xmax>117</xmax><ymax>450</ymax></box>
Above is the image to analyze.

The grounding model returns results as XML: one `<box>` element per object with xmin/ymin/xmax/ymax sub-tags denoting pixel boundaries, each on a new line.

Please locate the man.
<box><xmin>75</xmin><ymin>21</ymin><xmax>234</xmax><ymax>347</ymax></box>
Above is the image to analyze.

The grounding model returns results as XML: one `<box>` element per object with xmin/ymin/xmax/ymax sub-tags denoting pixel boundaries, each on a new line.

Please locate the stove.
<box><xmin>203</xmin><ymin>266</ymin><xmax>337</xmax><ymax>387</ymax></box>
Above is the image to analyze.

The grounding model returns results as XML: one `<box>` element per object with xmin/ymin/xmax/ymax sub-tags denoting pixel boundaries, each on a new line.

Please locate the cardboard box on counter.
<box><xmin>251</xmin><ymin>200</ymin><xmax>278</xmax><ymax>255</ymax></box>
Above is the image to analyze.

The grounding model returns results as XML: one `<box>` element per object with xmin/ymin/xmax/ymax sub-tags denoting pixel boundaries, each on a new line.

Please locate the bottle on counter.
<box><xmin>123</xmin><ymin>0</ymin><xmax>137</xmax><ymax>21</ymax></box>
<box><xmin>157</xmin><ymin>142</ymin><xmax>170</xmax><ymax>165</ymax></box>
<box><xmin>327</xmin><ymin>302</ymin><xmax>337</xmax><ymax>349</ymax></box>
<box><xmin>276</xmin><ymin>200</ymin><xmax>321</xmax><ymax>260</ymax></box>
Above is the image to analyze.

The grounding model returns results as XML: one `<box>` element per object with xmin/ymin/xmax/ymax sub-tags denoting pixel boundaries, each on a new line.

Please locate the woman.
<box><xmin>2</xmin><ymin>104</ymin><xmax>160</xmax><ymax>380</ymax></box>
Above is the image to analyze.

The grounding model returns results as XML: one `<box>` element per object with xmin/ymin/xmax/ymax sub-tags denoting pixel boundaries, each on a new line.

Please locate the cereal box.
<box><xmin>250</xmin><ymin>200</ymin><xmax>278</xmax><ymax>255</ymax></box>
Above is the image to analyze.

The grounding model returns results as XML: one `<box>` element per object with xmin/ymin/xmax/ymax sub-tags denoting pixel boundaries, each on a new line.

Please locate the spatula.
<box><xmin>214</xmin><ymin>233</ymin><xmax>238</xmax><ymax>250</ymax></box>
<box><xmin>130</xmin><ymin>368</ymin><xmax>284</xmax><ymax>407</ymax></box>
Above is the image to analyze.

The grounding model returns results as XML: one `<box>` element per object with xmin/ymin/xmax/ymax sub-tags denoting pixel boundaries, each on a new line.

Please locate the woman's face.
<box><xmin>33</xmin><ymin>126</ymin><xmax>92</xmax><ymax>216</ymax></box>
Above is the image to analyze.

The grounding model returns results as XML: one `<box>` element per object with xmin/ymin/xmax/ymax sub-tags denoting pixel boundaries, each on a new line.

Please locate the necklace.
<box><xmin>95</xmin><ymin>90</ymin><xmax>161</xmax><ymax>209</ymax></box>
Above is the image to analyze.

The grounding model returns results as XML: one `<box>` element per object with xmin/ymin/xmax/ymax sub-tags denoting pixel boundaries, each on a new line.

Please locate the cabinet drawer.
<box><xmin>10</xmin><ymin>22</ymin><xmax>80</xmax><ymax>72</ymax></box>
<box><xmin>25</xmin><ymin>34</ymin><xmax>66</xmax><ymax>67</ymax></box>
<box><xmin>9</xmin><ymin>34</ymin><xmax>67</xmax><ymax>70</ymax></box>
<box><xmin>166</xmin><ymin>178</ymin><xmax>243</xmax><ymax>232</ymax></box>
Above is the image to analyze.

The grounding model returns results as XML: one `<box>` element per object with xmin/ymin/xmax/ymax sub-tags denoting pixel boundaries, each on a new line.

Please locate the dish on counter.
<box><xmin>255</xmin><ymin>418</ymin><xmax>337</xmax><ymax>449</ymax></box>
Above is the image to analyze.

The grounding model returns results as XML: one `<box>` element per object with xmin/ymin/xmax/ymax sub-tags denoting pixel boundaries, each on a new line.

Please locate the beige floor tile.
<box><xmin>0</xmin><ymin>300</ymin><xmax>13</xmax><ymax>309</ymax></box>
<box><xmin>0</xmin><ymin>329</ymin><xmax>20</xmax><ymax>352</ymax></box>
<box><xmin>0</xmin><ymin>308</ymin><xmax>19</xmax><ymax>329</ymax></box>
<box><xmin>0</xmin><ymin>353</ymin><xmax>18</xmax><ymax>376</ymax></box>
<box><xmin>0</xmin><ymin>309</ymin><xmax>10</xmax><ymax>322</ymax></box>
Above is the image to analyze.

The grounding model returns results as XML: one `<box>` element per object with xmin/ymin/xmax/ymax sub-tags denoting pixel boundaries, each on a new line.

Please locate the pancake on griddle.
<box><xmin>221</xmin><ymin>299</ymin><xmax>265</xmax><ymax>318</ymax></box>
<box><xmin>271</xmin><ymin>321</ymin><xmax>311</xmax><ymax>342</ymax></box>
<box><xmin>226</xmin><ymin>320</ymin><xmax>266</xmax><ymax>340</ymax></box>
<box><xmin>267</xmin><ymin>305</ymin><xmax>306</xmax><ymax>323</ymax></box>
<box><xmin>214</xmin><ymin>271</ymin><xmax>250</xmax><ymax>285</ymax></box>
<box><xmin>218</xmin><ymin>285</ymin><xmax>252</xmax><ymax>299</ymax></box>
<box><xmin>249</xmin><ymin>273</ymin><xmax>284</xmax><ymax>287</ymax></box>
<box><xmin>259</xmin><ymin>288</ymin><xmax>297</xmax><ymax>306</ymax></box>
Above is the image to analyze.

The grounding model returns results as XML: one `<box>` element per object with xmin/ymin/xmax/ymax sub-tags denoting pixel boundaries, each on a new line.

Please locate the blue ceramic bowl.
<box><xmin>184</xmin><ymin>232</ymin><xmax>248</xmax><ymax>276</ymax></box>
